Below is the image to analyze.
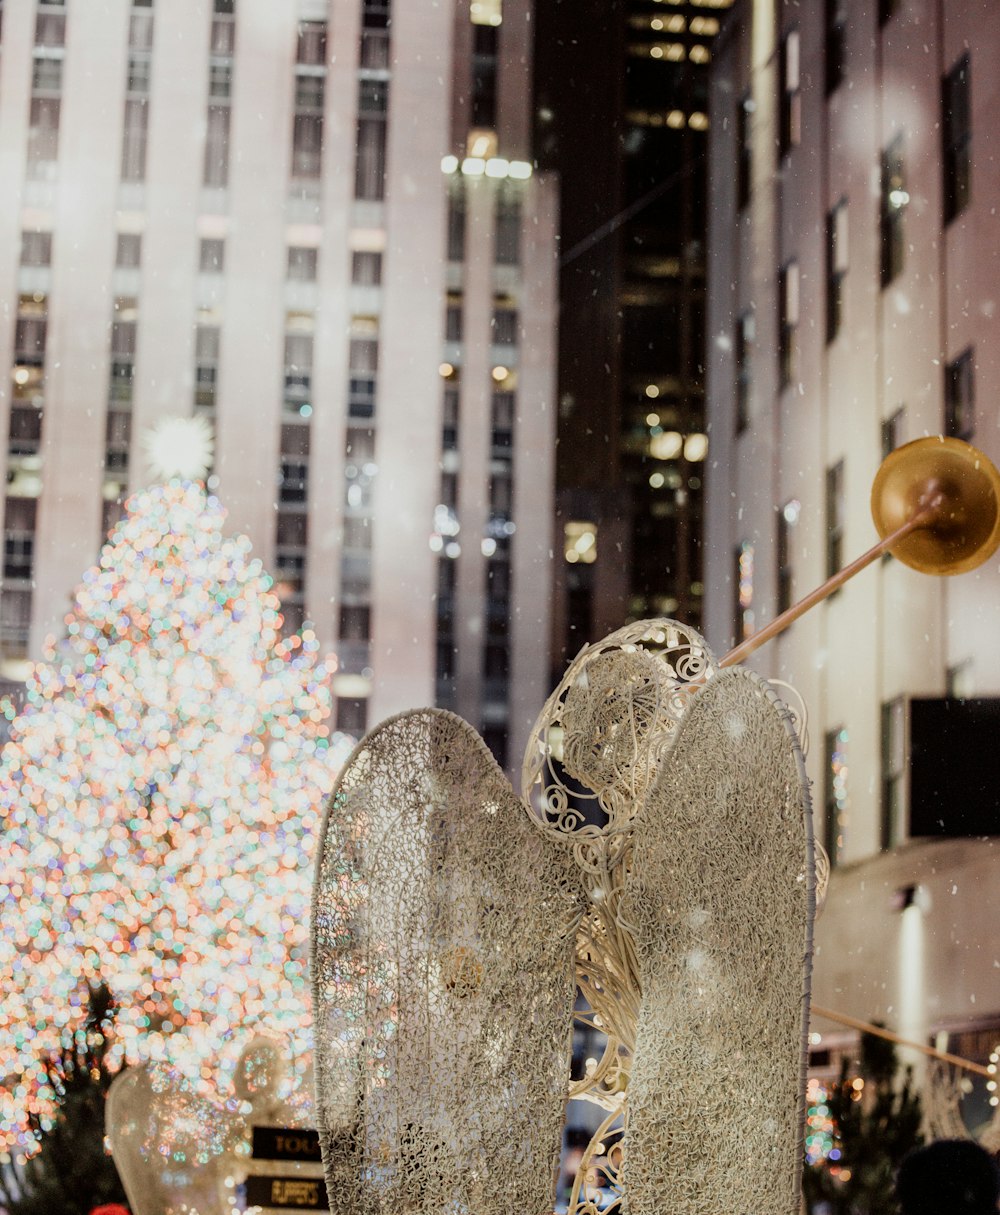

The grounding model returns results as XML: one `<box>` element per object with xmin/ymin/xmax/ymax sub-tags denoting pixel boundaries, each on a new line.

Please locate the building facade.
<box><xmin>536</xmin><ymin>0</ymin><xmax>730</xmax><ymax>671</ymax></box>
<box><xmin>0</xmin><ymin>0</ymin><xmax>558</xmax><ymax>767</ymax></box>
<box><xmin>706</xmin><ymin>0</ymin><xmax>1000</xmax><ymax>1093</ymax></box>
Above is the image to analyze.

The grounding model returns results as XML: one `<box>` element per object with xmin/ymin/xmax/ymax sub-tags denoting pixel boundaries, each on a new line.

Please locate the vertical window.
<box><xmin>115</xmin><ymin>232</ymin><xmax>142</xmax><ymax>268</ymax></box>
<box><xmin>823</xmin><ymin>727</ymin><xmax>848</xmax><ymax>865</ymax></box>
<box><xmin>944</xmin><ymin>348</ymin><xmax>974</xmax><ymax>441</ymax></box>
<box><xmin>494</xmin><ymin>189</ymin><xmax>520</xmax><ymax>265</ymax></box>
<box><xmin>27</xmin><ymin>11</ymin><xmax>65</xmax><ymax>179</ymax></box>
<box><xmin>198</xmin><ymin>237</ymin><xmax>224</xmax><ymax>273</ymax></box>
<box><xmin>471</xmin><ymin>23</ymin><xmax>498</xmax><ymax>129</ymax></box>
<box><xmin>360</xmin><ymin>0</ymin><xmax>390</xmax><ymax>69</ymax></box>
<box><xmin>825</xmin><ymin>0</ymin><xmax>845</xmax><ymax>95</ymax></box>
<box><xmin>778</xmin><ymin>30</ymin><xmax>801</xmax><ymax>158</ymax></box>
<box><xmin>351</xmin><ymin>250</ymin><xmax>381</xmax><ymax>285</ymax></box>
<box><xmin>348</xmin><ymin>334</ymin><xmax>378</xmax><ymax>420</ymax></box>
<box><xmin>288</xmin><ymin>246</ymin><xmax>318</xmax><ymax>281</ymax></box>
<box><xmin>942</xmin><ymin>54</ymin><xmax>971</xmax><ymax>224</ymax></box>
<box><xmin>880</xmin><ymin>406</ymin><xmax>904</xmax><ymax>460</ymax></box>
<box><xmin>880</xmin><ymin>135</ymin><xmax>907</xmax><ymax>286</ymax></box>
<box><xmin>735</xmin><ymin>309</ymin><xmax>754</xmax><ymax>433</ymax></box>
<box><xmin>447</xmin><ymin>190</ymin><xmax>467</xmax><ymax>262</ymax></box>
<box><xmin>204</xmin><ymin>3</ymin><xmax>235</xmax><ymax>187</ymax></box>
<box><xmin>737</xmin><ymin>93</ymin><xmax>752</xmax><ymax>209</ymax></box>
<box><xmin>13</xmin><ymin>293</ymin><xmax>48</xmax><ymax>409</ymax></box>
<box><xmin>291</xmin><ymin>21</ymin><xmax>326</xmax><ymax>183</ymax></box>
<box><xmin>826</xmin><ymin>199</ymin><xmax>848</xmax><ymax>343</ymax></box>
<box><xmin>108</xmin><ymin>297</ymin><xmax>137</xmax><ymax>412</ymax></box>
<box><xmin>825</xmin><ymin>460</ymin><xmax>844</xmax><ymax>578</ymax></box>
<box><xmin>355</xmin><ymin>79</ymin><xmax>388</xmax><ymax>201</ymax></box>
<box><xmin>121</xmin><ymin>9</ymin><xmax>153</xmax><ymax>182</ymax></box>
<box><xmin>194</xmin><ymin>322</ymin><xmax>221</xmax><ymax>412</ymax></box>
<box><xmin>733</xmin><ymin>540</ymin><xmax>754</xmax><ymax>644</ymax></box>
<box><xmin>20</xmin><ymin>231</ymin><xmax>52</xmax><ymax>266</ymax></box>
<box><xmin>445</xmin><ymin>294</ymin><xmax>463</xmax><ymax>343</ymax></box>
<box><xmin>776</xmin><ymin>498</ymin><xmax>799</xmax><ymax>615</ymax></box>
<box><xmin>283</xmin><ymin>313</ymin><xmax>315</xmax><ymax>418</ymax></box>
<box><xmin>778</xmin><ymin>260</ymin><xmax>799</xmax><ymax>389</ymax></box>
<box><xmin>491</xmin><ymin>298</ymin><xmax>518</xmax><ymax>346</ymax></box>
<box><xmin>880</xmin><ymin>697</ymin><xmax>906</xmax><ymax>849</ymax></box>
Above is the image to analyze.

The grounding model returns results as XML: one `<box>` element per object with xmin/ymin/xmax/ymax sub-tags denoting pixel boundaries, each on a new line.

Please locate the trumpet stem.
<box><xmin>720</xmin><ymin>502</ymin><xmax>940</xmax><ymax>669</ymax></box>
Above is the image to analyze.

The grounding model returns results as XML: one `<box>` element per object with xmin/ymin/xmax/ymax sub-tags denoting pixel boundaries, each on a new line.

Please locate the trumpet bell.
<box><xmin>871</xmin><ymin>436</ymin><xmax>1000</xmax><ymax>575</ymax></box>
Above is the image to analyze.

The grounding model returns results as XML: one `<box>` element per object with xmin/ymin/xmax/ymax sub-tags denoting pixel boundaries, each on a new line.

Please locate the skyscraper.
<box><xmin>536</xmin><ymin>0</ymin><xmax>731</xmax><ymax>669</ymax></box>
<box><xmin>706</xmin><ymin>0</ymin><xmax>1000</xmax><ymax>1078</ymax></box>
<box><xmin>0</xmin><ymin>0</ymin><xmax>558</xmax><ymax>767</ymax></box>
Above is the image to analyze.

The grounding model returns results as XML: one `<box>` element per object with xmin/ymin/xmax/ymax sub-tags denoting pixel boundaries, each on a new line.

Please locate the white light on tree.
<box><xmin>143</xmin><ymin>415</ymin><xmax>215</xmax><ymax>483</ymax></box>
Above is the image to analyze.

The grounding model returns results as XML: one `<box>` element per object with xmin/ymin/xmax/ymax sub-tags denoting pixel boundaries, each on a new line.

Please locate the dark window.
<box><xmin>825</xmin><ymin>0</ymin><xmax>845</xmax><ymax>95</ymax></box>
<box><xmin>355</xmin><ymin>80</ymin><xmax>388</xmax><ymax>201</ymax></box>
<box><xmin>194</xmin><ymin>325</ymin><xmax>220</xmax><ymax>411</ymax></box>
<box><xmin>199</xmin><ymin>238</ymin><xmax>225</xmax><ymax>273</ymax></box>
<box><xmin>491</xmin><ymin>303</ymin><xmax>518</xmax><ymax>346</ymax></box>
<box><xmin>337</xmin><ymin>696</ymin><xmax>368</xmax><ymax>735</ymax></box>
<box><xmin>204</xmin><ymin>103</ymin><xmax>231</xmax><ymax>187</ymax></box>
<box><xmin>445</xmin><ymin>295</ymin><xmax>463</xmax><ymax>342</ymax></box>
<box><xmin>20</xmin><ymin>231</ymin><xmax>52</xmax><ymax>266</ymax></box>
<box><xmin>944</xmin><ymin>348</ymin><xmax>974</xmax><ymax>441</ymax></box>
<box><xmin>442</xmin><ymin>386</ymin><xmax>459</xmax><ymax>451</ymax></box>
<box><xmin>778</xmin><ymin>261</ymin><xmax>798</xmax><ymax>388</ymax></box>
<box><xmin>825</xmin><ymin>460</ymin><xmax>844</xmax><ymax>578</ymax></box>
<box><xmin>339</xmin><ymin>605</ymin><xmax>370</xmax><ymax>641</ymax></box>
<box><xmin>288</xmin><ymin>246</ymin><xmax>318</xmax><ymax>281</ymax></box>
<box><xmin>471</xmin><ymin>23</ymin><xmax>498</xmax><ymax>129</ymax></box>
<box><xmin>296</xmin><ymin>20</ymin><xmax>326</xmax><ymax>65</ymax></box>
<box><xmin>447</xmin><ymin>191</ymin><xmax>466</xmax><ymax>262</ymax></box>
<box><xmin>116</xmin><ymin>232</ymin><xmax>142</xmax><ymax>267</ymax></box>
<box><xmin>735</xmin><ymin>310</ymin><xmax>754</xmax><ymax>433</ymax></box>
<box><xmin>495</xmin><ymin>192</ymin><xmax>520</xmax><ymax>264</ymax></box>
<box><xmin>351</xmin><ymin>251</ymin><xmax>381</xmax><ymax>285</ymax></box>
<box><xmin>121</xmin><ymin>98</ymin><xmax>149</xmax><ymax>181</ymax></box>
<box><xmin>880</xmin><ymin>135</ymin><xmax>907</xmax><ymax>286</ymax></box>
<box><xmin>826</xmin><ymin>199</ymin><xmax>848</xmax><ymax>343</ymax></box>
<box><xmin>881</xmin><ymin>406</ymin><xmax>904</xmax><ymax>460</ymax></box>
<box><xmin>737</xmin><ymin>94</ymin><xmax>752</xmax><ymax>209</ymax></box>
<box><xmin>776</xmin><ymin>499</ymin><xmax>799</xmax><ymax>615</ymax></box>
<box><xmin>942</xmin><ymin>54</ymin><xmax>971</xmax><ymax>224</ymax></box>
<box><xmin>778</xmin><ymin>31</ymin><xmax>801</xmax><ymax>158</ymax></box>
<box><xmin>878</xmin><ymin>0</ymin><xmax>898</xmax><ymax>26</ymax></box>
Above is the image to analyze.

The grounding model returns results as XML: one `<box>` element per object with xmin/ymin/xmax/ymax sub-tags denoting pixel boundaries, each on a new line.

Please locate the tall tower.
<box><xmin>536</xmin><ymin>0</ymin><xmax>732</xmax><ymax>671</ymax></box>
<box><xmin>0</xmin><ymin>0</ymin><xmax>558</xmax><ymax>767</ymax></box>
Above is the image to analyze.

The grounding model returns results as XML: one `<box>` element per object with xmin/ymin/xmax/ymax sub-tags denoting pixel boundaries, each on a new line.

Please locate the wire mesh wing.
<box><xmin>622</xmin><ymin>667</ymin><xmax>815</xmax><ymax>1215</ymax></box>
<box><xmin>311</xmin><ymin>708</ymin><xmax>586</xmax><ymax>1215</ymax></box>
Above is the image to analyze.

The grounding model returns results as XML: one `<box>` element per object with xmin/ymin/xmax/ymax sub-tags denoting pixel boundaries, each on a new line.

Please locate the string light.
<box><xmin>0</xmin><ymin>481</ymin><xmax>353</xmax><ymax>1158</ymax></box>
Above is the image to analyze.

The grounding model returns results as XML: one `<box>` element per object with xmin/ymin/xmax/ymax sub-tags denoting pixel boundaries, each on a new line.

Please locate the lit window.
<box><xmin>880</xmin><ymin>135</ymin><xmax>907</xmax><ymax>286</ymax></box>
<box><xmin>470</xmin><ymin>0</ymin><xmax>502</xmax><ymax>25</ymax></box>
<box><xmin>734</xmin><ymin>540</ymin><xmax>754</xmax><ymax>643</ymax></box>
<box><xmin>823</xmin><ymin>727</ymin><xmax>849</xmax><ymax>864</ymax></box>
<box><xmin>564</xmin><ymin>521</ymin><xmax>597</xmax><ymax>565</ymax></box>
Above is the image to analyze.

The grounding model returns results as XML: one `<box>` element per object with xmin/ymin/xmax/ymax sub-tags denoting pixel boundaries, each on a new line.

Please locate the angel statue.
<box><xmin>311</xmin><ymin>618</ymin><xmax>816</xmax><ymax>1215</ymax></box>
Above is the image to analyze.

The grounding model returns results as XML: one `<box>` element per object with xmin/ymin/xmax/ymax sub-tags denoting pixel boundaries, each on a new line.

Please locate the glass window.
<box><xmin>20</xmin><ymin>231</ymin><xmax>52</xmax><ymax>266</ymax></box>
<box><xmin>826</xmin><ymin>199</ymin><xmax>848</xmax><ymax>342</ymax></box>
<box><xmin>288</xmin><ymin>246</ymin><xmax>318</xmax><ymax>281</ymax></box>
<box><xmin>355</xmin><ymin>81</ymin><xmax>389</xmax><ymax>201</ymax></box>
<box><xmin>737</xmin><ymin>93</ymin><xmax>752</xmax><ymax>209</ymax></box>
<box><xmin>825</xmin><ymin>460</ymin><xmax>844</xmax><ymax>578</ymax></box>
<box><xmin>733</xmin><ymin>540</ymin><xmax>754</xmax><ymax>644</ymax></box>
<box><xmin>735</xmin><ymin>309</ymin><xmax>754</xmax><ymax>433</ymax></box>
<box><xmin>351</xmin><ymin>251</ymin><xmax>381</xmax><ymax>285</ymax></box>
<box><xmin>944</xmin><ymin>348</ymin><xmax>974</xmax><ymax>441</ymax></box>
<box><xmin>204</xmin><ymin>103</ymin><xmax>231</xmax><ymax>188</ymax></box>
<box><xmin>778</xmin><ymin>260</ymin><xmax>798</xmax><ymax>388</ymax></box>
<box><xmin>776</xmin><ymin>498</ymin><xmax>799</xmax><ymax>615</ymax></box>
<box><xmin>825</xmin><ymin>0</ymin><xmax>845</xmax><ymax>95</ymax></box>
<box><xmin>199</xmin><ymin>238</ymin><xmax>225</xmax><ymax>273</ymax></box>
<box><xmin>494</xmin><ymin>192</ymin><xmax>520</xmax><ymax>265</ymax></box>
<box><xmin>27</xmin><ymin>96</ymin><xmax>60</xmax><ymax>177</ymax></box>
<box><xmin>116</xmin><ymin>233</ymin><xmax>142</xmax><ymax>267</ymax></box>
<box><xmin>942</xmin><ymin>54</ymin><xmax>971</xmax><ymax>224</ymax></box>
<box><xmin>880</xmin><ymin>697</ymin><xmax>906</xmax><ymax>849</ymax></box>
<box><xmin>823</xmin><ymin>727</ymin><xmax>849</xmax><ymax>864</ymax></box>
<box><xmin>778</xmin><ymin>30</ymin><xmax>800</xmax><ymax>158</ymax></box>
<box><xmin>194</xmin><ymin>325</ymin><xmax>220</xmax><ymax>411</ymax></box>
<box><xmin>881</xmin><ymin>406</ymin><xmax>904</xmax><ymax>460</ymax></box>
<box><xmin>296</xmin><ymin>20</ymin><xmax>326</xmax><ymax>65</ymax></box>
<box><xmin>121</xmin><ymin>98</ymin><xmax>149</xmax><ymax>181</ymax></box>
<box><xmin>880</xmin><ymin>135</ymin><xmax>907</xmax><ymax>286</ymax></box>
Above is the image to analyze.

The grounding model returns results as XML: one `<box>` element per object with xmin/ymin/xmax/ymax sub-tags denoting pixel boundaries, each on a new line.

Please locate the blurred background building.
<box><xmin>706</xmin><ymin>0</ymin><xmax>1000</xmax><ymax>1108</ymax></box>
<box><xmin>536</xmin><ymin>0</ymin><xmax>731</xmax><ymax>672</ymax></box>
<box><xmin>0</xmin><ymin>0</ymin><xmax>558</xmax><ymax>769</ymax></box>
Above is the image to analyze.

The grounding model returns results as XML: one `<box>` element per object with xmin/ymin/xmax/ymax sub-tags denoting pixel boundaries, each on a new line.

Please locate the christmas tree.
<box><xmin>0</xmin><ymin>481</ymin><xmax>351</xmax><ymax>1162</ymax></box>
<box><xmin>803</xmin><ymin>1030</ymin><xmax>923</xmax><ymax>1214</ymax></box>
<box><xmin>0</xmin><ymin>984</ymin><xmax>129</xmax><ymax>1215</ymax></box>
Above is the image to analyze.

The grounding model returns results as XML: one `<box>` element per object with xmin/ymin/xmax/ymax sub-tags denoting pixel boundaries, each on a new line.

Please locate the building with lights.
<box><xmin>705</xmin><ymin>0</ymin><xmax>1000</xmax><ymax>1102</ymax></box>
<box><xmin>0</xmin><ymin>0</ymin><xmax>558</xmax><ymax>768</ymax></box>
<box><xmin>535</xmin><ymin>0</ymin><xmax>731</xmax><ymax>666</ymax></box>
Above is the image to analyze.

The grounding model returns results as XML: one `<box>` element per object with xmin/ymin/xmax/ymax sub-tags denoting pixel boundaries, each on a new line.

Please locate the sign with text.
<box><xmin>252</xmin><ymin>1127</ymin><xmax>322</xmax><ymax>1163</ymax></box>
<box><xmin>244</xmin><ymin>1174</ymin><xmax>327</xmax><ymax>1211</ymax></box>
